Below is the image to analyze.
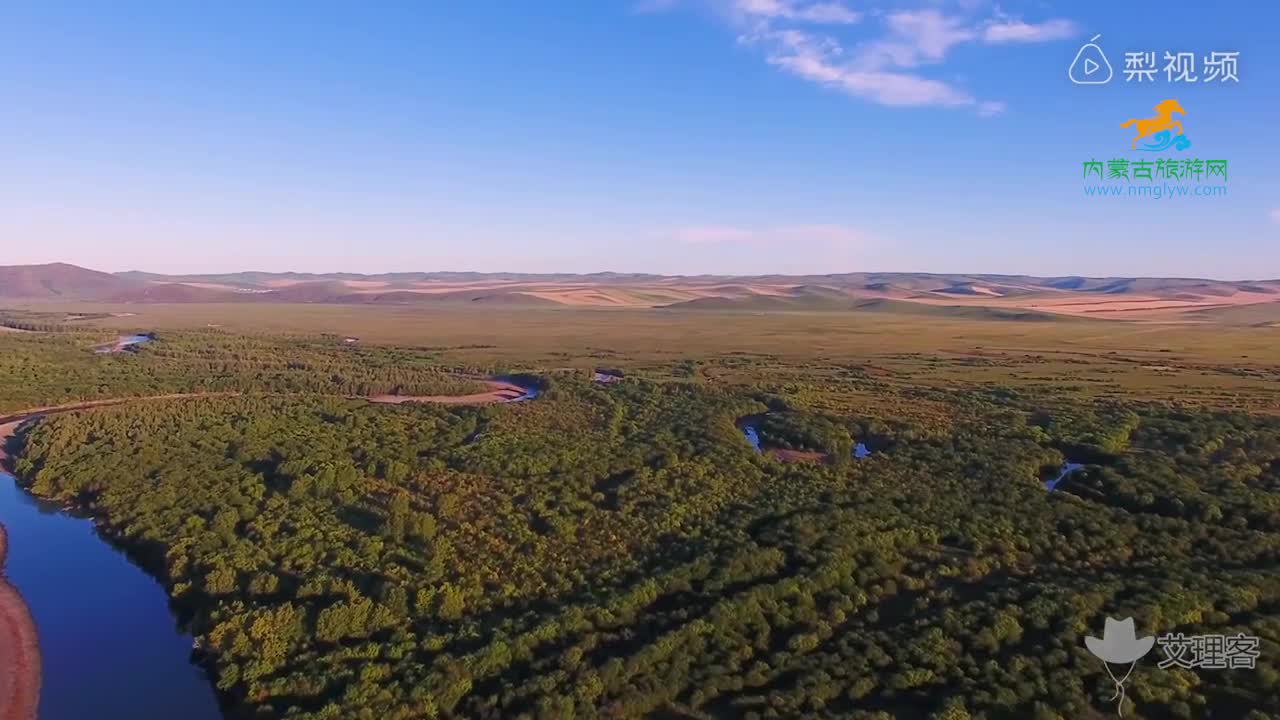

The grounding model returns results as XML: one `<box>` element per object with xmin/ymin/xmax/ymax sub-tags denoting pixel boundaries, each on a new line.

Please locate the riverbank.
<box><xmin>0</xmin><ymin>419</ymin><xmax>40</xmax><ymax>720</ymax></box>
<box><xmin>1</xmin><ymin>418</ymin><xmax>222</xmax><ymax>719</ymax></box>
<box><xmin>92</xmin><ymin>333</ymin><xmax>152</xmax><ymax>354</ymax></box>
<box><xmin>0</xmin><ymin>525</ymin><xmax>41</xmax><ymax>720</ymax></box>
<box><xmin>1</xmin><ymin>377</ymin><xmax>539</xmax><ymax>421</ymax></box>
<box><xmin>0</xmin><ymin>377</ymin><xmax>540</xmax><ymax>719</ymax></box>
<box><xmin>364</xmin><ymin>378</ymin><xmax>534</xmax><ymax>406</ymax></box>
<box><xmin>0</xmin><ymin>393</ymin><xmax>239</xmax><ymax>425</ymax></box>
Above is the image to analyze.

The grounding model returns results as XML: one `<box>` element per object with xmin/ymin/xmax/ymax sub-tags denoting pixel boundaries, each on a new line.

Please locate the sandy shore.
<box><xmin>0</xmin><ymin>422</ymin><xmax>18</xmax><ymax>464</ymax></box>
<box><xmin>0</xmin><ymin>439</ymin><xmax>41</xmax><ymax>720</ymax></box>
<box><xmin>364</xmin><ymin>379</ymin><xmax>531</xmax><ymax>406</ymax></box>
<box><xmin>767</xmin><ymin>448</ymin><xmax>829</xmax><ymax>463</ymax></box>
<box><xmin>0</xmin><ymin>545</ymin><xmax>41</xmax><ymax>720</ymax></box>
<box><xmin>2</xmin><ymin>379</ymin><xmax>533</xmax><ymax>423</ymax></box>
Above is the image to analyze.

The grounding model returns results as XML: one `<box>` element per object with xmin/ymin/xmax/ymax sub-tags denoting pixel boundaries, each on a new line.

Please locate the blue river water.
<box><xmin>1044</xmin><ymin>462</ymin><xmax>1085</xmax><ymax>492</ymax></box>
<box><xmin>739</xmin><ymin>421</ymin><xmax>871</xmax><ymax>459</ymax></box>
<box><xmin>0</xmin><ymin>472</ymin><xmax>222</xmax><ymax>720</ymax></box>
<box><xmin>93</xmin><ymin>334</ymin><xmax>152</xmax><ymax>354</ymax></box>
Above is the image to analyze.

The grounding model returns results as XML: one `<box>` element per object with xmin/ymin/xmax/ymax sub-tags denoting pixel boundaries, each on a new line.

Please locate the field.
<box><xmin>1</xmin><ymin>302</ymin><xmax>1279</xmax><ymax>719</ymax></box>
<box><xmin>11</xmin><ymin>301</ymin><xmax>1280</xmax><ymax>409</ymax></box>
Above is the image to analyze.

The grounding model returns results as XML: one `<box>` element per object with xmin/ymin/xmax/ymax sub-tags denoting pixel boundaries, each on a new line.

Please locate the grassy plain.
<box><xmin>4</xmin><ymin>301</ymin><xmax>1280</xmax><ymax>718</ymax></box>
<box><xmin>13</xmin><ymin>301</ymin><xmax>1280</xmax><ymax>413</ymax></box>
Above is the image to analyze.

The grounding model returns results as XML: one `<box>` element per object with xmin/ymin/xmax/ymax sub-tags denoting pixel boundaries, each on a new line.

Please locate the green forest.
<box><xmin>2</xmin><ymin>328</ymin><xmax>1279</xmax><ymax>719</ymax></box>
<box><xmin>0</xmin><ymin>329</ymin><xmax>489</xmax><ymax>413</ymax></box>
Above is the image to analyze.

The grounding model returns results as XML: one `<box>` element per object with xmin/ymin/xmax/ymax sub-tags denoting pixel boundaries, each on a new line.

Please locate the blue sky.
<box><xmin>1</xmin><ymin>1</ymin><xmax>1276</xmax><ymax>278</ymax></box>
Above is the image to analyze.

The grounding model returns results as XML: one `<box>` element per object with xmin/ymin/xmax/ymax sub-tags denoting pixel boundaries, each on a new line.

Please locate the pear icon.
<box><xmin>1069</xmin><ymin>34</ymin><xmax>1113</xmax><ymax>85</ymax></box>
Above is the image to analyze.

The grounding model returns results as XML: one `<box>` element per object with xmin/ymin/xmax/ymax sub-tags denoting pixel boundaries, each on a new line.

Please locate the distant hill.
<box><xmin>107</xmin><ymin>282</ymin><xmax>243</xmax><ymax>303</ymax></box>
<box><xmin>849</xmin><ymin>299</ymin><xmax>1063</xmax><ymax>321</ymax></box>
<box><xmin>1185</xmin><ymin>302</ymin><xmax>1280</xmax><ymax>325</ymax></box>
<box><xmin>3</xmin><ymin>263</ymin><xmax>1279</xmax><ymax>320</ymax></box>
<box><xmin>662</xmin><ymin>286</ymin><xmax>860</xmax><ymax>311</ymax></box>
<box><xmin>0</xmin><ymin>263</ymin><xmax>139</xmax><ymax>298</ymax></box>
<box><xmin>665</xmin><ymin>295</ymin><xmax>1063</xmax><ymax>321</ymax></box>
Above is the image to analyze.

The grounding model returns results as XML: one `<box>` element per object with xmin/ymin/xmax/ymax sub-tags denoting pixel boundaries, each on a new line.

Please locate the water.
<box><xmin>738</xmin><ymin>421</ymin><xmax>871</xmax><ymax>459</ymax></box>
<box><xmin>94</xmin><ymin>334</ymin><xmax>152</xmax><ymax>354</ymax></box>
<box><xmin>0</xmin><ymin>473</ymin><xmax>222</xmax><ymax>720</ymax></box>
<box><xmin>492</xmin><ymin>376</ymin><xmax>540</xmax><ymax>402</ymax></box>
<box><xmin>1044</xmin><ymin>462</ymin><xmax>1085</xmax><ymax>492</ymax></box>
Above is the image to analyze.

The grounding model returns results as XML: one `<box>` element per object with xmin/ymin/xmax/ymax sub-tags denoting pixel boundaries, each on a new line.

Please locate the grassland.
<box><xmin>12</xmin><ymin>301</ymin><xmax>1280</xmax><ymax>410</ymax></box>
<box><xmin>3</xmin><ymin>301</ymin><xmax>1280</xmax><ymax>719</ymax></box>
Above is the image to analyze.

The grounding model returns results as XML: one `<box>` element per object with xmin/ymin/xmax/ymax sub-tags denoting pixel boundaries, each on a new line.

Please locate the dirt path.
<box><xmin>0</xmin><ymin>377</ymin><xmax>537</xmax><ymax>424</ymax></box>
<box><xmin>0</xmin><ymin>392</ymin><xmax>243</xmax><ymax>427</ymax></box>
<box><xmin>767</xmin><ymin>448</ymin><xmax>829</xmax><ymax>464</ymax></box>
<box><xmin>364</xmin><ymin>379</ymin><xmax>533</xmax><ymax>406</ymax></box>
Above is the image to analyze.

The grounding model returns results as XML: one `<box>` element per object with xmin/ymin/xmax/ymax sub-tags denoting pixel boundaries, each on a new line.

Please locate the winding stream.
<box><xmin>0</xmin><ymin>373</ymin><xmax>542</xmax><ymax>719</ymax></box>
<box><xmin>93</xmin><ymin>334</ymin><xmax>153</xmax><ymax>354</ymax></box>
<box><xmin>0</xmin><ymin>473</ymin><xmax>221</xmax><ymax>719</ymax></box>
<box><xmin>1044</xmin><ymin>462</ymin><xmax>1084</xmax><ymax>492</ymax></box>
<box><xmin>737</xmin><ymin>419</ymin><xmax>871</xmax><ymax>460</ymax></box>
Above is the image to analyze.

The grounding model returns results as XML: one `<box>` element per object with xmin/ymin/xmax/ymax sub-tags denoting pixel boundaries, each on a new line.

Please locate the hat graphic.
<box><xmin>1086</xmin><ymin>617</ymin><xmax>1155</xmax><ymax>664</ymax></box>
<box><xmin>1085</xmin><ymin>617</ymin><xmax>1154</xmax><ymax>717</ymax></box>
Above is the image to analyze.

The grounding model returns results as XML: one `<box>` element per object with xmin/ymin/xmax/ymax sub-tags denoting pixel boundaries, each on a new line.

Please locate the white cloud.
<box><xmin>639</xmin><ymin>0</ymin><xmax>860</xmax><ymax>23</ymax></box>
<box><xmin>983</xmin><ymin>18</ymin><xmax>1077</xmax><ymax>44</ymax></box>
<box><xmin>733</xmin><ymin>0</ymin><xmax>861</xmax><ymax>25</ymax></box>
<box><xmin>633</xmin><ymin>0</ymin><xmax>682</xmax><ymax>13</ymax></box>
<box><xmin>675</xmin><ymin>224</ymin><xmax>864</xmax><ymax>246</ymax></box>
<box><xmin>882</xmin><ymin>10</ymin><xmax>977</xmax><ymax>63</ymax></box>
<box><xmin>771</xmin><ymin>56</ymin><xmax>978</xmax><ymax>107</ymax></box>
<box><xmin>755</xmin><ymin>23</ymin><xmax>989</xmax><ymax>110</ymax></box>
<box><xmin>739</xmin><ymin>9</ymin><xmax>1004</xmax><ymax>113</ymax></box>
<box><xmin>658</xmin><ymin>2</ymin><xmax>1077</xmax><ymax>114</ymax></box>
<box><xmin>976</xmin><ymin>100</ymin><xmax>1007</xmax><ymax>117</ymax></box>
<box><xmin>674</xmin><ymin>226</ymin><xmax>757</xmax><ymax>244</ymax></box>
<box><xmin>1270</xmin><ymin>208</ymin><xmax>1280</xmax><ymax>225</ymax></box>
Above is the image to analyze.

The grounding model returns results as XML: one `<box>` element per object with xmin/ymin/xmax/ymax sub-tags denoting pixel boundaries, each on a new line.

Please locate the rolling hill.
<box><xmin>0</xmin><ymin>263</ymin><xmax>140</xmax><ymax>299</ymax></box>
<box><xmin>3</xmin><ymin>263</ymin><xmax>1280</xmax><ymax>320</ymax></box>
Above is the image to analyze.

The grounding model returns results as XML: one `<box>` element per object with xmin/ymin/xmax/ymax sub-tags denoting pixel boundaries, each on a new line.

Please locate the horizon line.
<box><xmin>8</xmin><ymin>261</ymin><xmax>1280</xmax><ymax>285</ymax></box>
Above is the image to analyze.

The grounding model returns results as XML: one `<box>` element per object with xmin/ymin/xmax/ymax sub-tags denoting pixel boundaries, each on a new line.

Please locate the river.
<box><xmin>1044</xmin><ymin>462</ymin><xmax>1084</xmax><ymax>492</ymax></box>
<box><xmin>0</xmin><ymin>473</ymin><xmax>222</xmax><ymax>720</ymax></box>
<box><xmin>737</xmin><ymin>419</ymin><xmax>871</xmax><ymax>460</ymax></box>
<box><xmin>0</xmin><ymin>372</ymin><xmax>540</xmax><ymax>719</ymax></box>
<box><xmin>93</xmin><ymin>334</ymin><xmax>153</xmax><ymax>354</ymax></box>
